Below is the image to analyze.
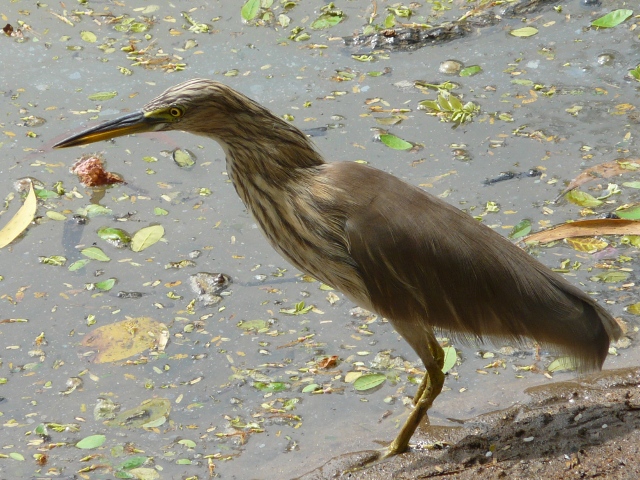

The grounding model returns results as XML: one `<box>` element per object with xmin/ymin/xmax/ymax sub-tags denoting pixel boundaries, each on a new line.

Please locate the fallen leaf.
<box><xmin>0</xmin><ymin>182</ymin><xmax>37</xmax><ymax>249</ymax></box>
<box><xmin>525</xmin><ymin>219</ymin><xmax>640</xmax><ymax>244</ymax></box>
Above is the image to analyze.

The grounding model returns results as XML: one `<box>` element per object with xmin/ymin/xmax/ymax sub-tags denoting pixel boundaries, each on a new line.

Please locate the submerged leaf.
<box><xmin>82</xmin><ymin>317</ymin><xmax>167</xmax><ymax>363</ymax></box>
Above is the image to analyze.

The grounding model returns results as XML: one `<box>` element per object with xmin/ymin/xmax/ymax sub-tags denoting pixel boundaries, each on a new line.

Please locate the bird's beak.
<box><xmin>53</xmin><ymin>111</ymin><xmax>158</xmax><ymax>149</ymax></box>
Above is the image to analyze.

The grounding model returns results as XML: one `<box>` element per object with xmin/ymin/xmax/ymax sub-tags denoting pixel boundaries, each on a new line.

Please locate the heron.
<box><xmin>53</xmin><ymin>78</ymin><xmax>621</xmax><ymax>462</ymax></box>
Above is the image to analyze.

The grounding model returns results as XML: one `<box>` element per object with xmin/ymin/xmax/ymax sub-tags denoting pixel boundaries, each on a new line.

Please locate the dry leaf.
<box><xmin>0</xmin><ymin>183</ymin><xmax>37</xmax><ymax>248</ymax></box>
<box><xmin>525</xmin><ymin>219</ymin><xmax>640</xmax><ymax>244</ymax></box>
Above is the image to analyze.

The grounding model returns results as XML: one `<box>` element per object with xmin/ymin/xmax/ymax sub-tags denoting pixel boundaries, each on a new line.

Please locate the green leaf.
<box><xmin>441</xmin><ymin>346</ymin><xmax>457</xmax><ymax>374</ymax></box>
<box><xmin>565</xmin><ymin>190</ymin><xmax>603</xmax><ymax>208</ymax></box>
<box><xmin>80</xmin><ymin>30</ymin><xmax>97</xmax><ymax>43</ymax></box>
<box><xmin>379</xmin><ymin>134</ymin><xmax>412</xmax><ymax>150</ymax></box>
<box><xmin>547</xmin><ymin>357</ymin><xmax>577</xmax><ymax>373</ymax></box>
<box><xmin>302</xmin><ymin>383</ymin><xmax>319</xmax><ymax>393</ymax></box>
<box><xmin>9</xmin><ymin>452</ymin><xmax>25</xmax><ymax>461</ymax></box>
<box><xmin>237</xmin><ymin>319</ymin><xmax>269</xmax><ymax>331</ymax></box>
<box><xmin>510</xmin><ymin>27</ymin><xmax>538</xmax><ymax>37</ymax></box>
<box><xmin>131</xmin><ymin>225</ymin><xmax>165</xmax><ymax>252</ymax></box>
<box><xmin>95</xmin><ymin>278</ymin><xmax>116</xmax><ymax>291</ymax></box>
<box><xmin>310</xmin><ymin>13</ymin><xmax>344</xmax><ymax>30</ymax></box>
<box><xmin>460</xmin><ymin>65</ymin><xmax>482</xmax><ymax>77</ymax></box>
<box><xmin>46</xmin><ymin>211</ymin><xmax>67</xmax><ymax>221</ymax></box>
<box><xmin>154</xmin><ymin>207</ymin><xmax>169</xmax><ymax>216</ymax></box>
<box><xmin>622</xmin><ymin>181</ymin><xmax>640</xmax><ymax>189</ymax></box>
<box><xmin>178</xmin><ymin>439</ymin><xmax>196</xmax><ymax>448</ymax></box>
<box><xmin>509</xmin><ymin>219</ymin><xmax>532</xmax><ymax>239</ymax></box>
<box><xmin>117</xmin><ymin>456</ymin><xmax>148</xmax><ymax>470</ymax></box>
<box><xmin>81</xmin><ymin>246</ymin><xmax>111</xmax><ymax>262</ymax></box>
<box><xmin>615</xmin><ymin>206</ymin><xmax>640</xmax><ymax>220</ymax></box>
<box><xmin>97</xmin><ymin>227</ymin><xmax>131</xmax><ymax>248</ymax></box>
<box><xmin>353</xmin><ymin>373</ymin><xmax>386</xmax><ymax>391</ymax></box>
<box><xmin>87</xmin><ymin>91</ymin><xmax>117</xmax><ymax>101</ymax></box>
<box><xmin>590</xmin><ymin>271</ymin><xmax>629</xmax><ymax>283</ymax></box>
<box><xmin>69</xmin><ymin>259</ymin><xmax>91</xmax><ymax>271</ymax></box>
<box><xmin>241</xmin><ymin>0</ymin><xmax>260</xmax><ymax>21</ymax></box>
<box><xmin>591</xmin><ymin>9</ymin><xmax>633</xmax><ymax>28</ymax></box>
<box><xmin>83</xmin><ymin>204</ymin><xmax>112</xmax><ymax>218</ymax></box>
<box><xmin>253</xmin><ymin>381</ymin><xmax>288</xmax><ymax>392</ymax></box>
<box><xmin>76</xmin><ymin>434</ymin><xmax>106</xmax><ymax>449</ymax></box>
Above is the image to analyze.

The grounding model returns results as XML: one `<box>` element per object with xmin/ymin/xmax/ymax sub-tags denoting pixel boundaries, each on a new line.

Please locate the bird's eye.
<box><xmin>169</xmin><ymin>107</ymin><xmax>183</xmax><ymax>118</ymax></box>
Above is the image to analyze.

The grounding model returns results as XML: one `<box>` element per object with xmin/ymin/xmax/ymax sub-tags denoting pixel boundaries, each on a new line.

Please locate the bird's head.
<box><xmin>53</xmin><ymin>79</ymin><xmax>268</xmax><ymax>148</ymax></box>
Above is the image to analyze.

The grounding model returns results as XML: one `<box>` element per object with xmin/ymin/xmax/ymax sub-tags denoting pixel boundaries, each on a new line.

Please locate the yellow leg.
<box><xmin>380</xmin><ymin>336</ymin><xmax>445</xmax><ymax>457</ymax></box>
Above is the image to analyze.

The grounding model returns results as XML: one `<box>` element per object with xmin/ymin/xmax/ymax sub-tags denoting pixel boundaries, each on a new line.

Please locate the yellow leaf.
<box><xmin>0</xmin><ymin>183</ymin><xmax>37</xmax><ymax>248</ymax></box>
<box><xmin>564</xmin><ymin>237</ymin><xmax>608</xmax><ymax>253</ymax></box>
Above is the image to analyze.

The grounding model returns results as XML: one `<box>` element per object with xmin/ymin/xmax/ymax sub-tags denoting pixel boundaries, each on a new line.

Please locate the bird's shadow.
<box><xmin>297</xmin><ymin>366</ymin><xmax>640</xmax><ymax>479</ymax></box>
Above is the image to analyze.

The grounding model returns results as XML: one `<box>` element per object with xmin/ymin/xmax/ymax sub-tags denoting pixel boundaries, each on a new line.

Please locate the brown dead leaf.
<box><xmin>556</xmin><ymin>157</ymin><xmax>640</xmax><ymax>201</ymax></box>
<box><xmin>525</xmin><ymin>219</ymin><xmax>640</xmax><ymax>244</ymax></box>
<box><xmin>317</xmin><ymin>355</ymin><xmax>339</xmax><ymax>369</ymax></box>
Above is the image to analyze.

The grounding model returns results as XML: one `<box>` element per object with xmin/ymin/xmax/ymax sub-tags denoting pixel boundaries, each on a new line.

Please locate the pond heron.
<box><xmin>54</xmin><ymin>79</ymin><xmax>621</xmax><ymax>462</ymax></box>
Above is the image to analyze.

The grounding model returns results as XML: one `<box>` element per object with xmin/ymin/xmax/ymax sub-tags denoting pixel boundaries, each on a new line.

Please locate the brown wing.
<box><xmin>322</xmin><ymin>162</ymin><xmax>620</xmax><ymax>372</ymax></box>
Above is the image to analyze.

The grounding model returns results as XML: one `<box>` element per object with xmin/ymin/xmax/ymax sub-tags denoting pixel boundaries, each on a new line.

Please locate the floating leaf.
<box><xmin>302</xmin><ymin>383</ymin><xmax>319</xmax><ymax>393</ymax></box>
<box><xmin>0</xmin><ymin>182</ymin><xmax>37</xmax><ymax>249</ymax></box>
<box><xmin>9</xmin><ymin>452</ymin><xmax>24</xmax><ymax>461</ymax></box>
<box><xmin>441</xmin><ymin>346</ymin><xmax>457</xmax><ymax>374</ymax></box>
<box><xmin>69</xmin><ymin>259</ymin><xmax>91</xmax><ymax>271</ymax></box>
<box><xmin>237</xmin><ymin>319</ymin><xmax>269</xmax><ymax>331</ymax></box>
<box><xmin>83</xmin><ymin>204</ymin><xmax>113</xmax><ymax>218</ymax></box>
<box><xmin>241</xmin><ymin>0</ymin><xmax>260</xmax><ymax>21</ymax></box>
<box><xmin>526</xmin><ymin>219</ymin><xmax>640</xmax><ymax>244</ymax></box>
<box><xmin>80</xmin><ymin>30</ymin><xmax>97</xmax><ymax>43</ymax></box>
<box><xmin>172</xmin><ymin>149</ymin><xmax>196</xmax><ymax>168</ymax></box>
<box><xmin>353</xmin><ymin>373</ymin><xmax>386</xmax><ymax>391</ymax></box>
<box><xmin>565</xmin><ymin>190</ymin><xmax>602</xmax><ymax>207</ymax></box>
<box><xmin>117</xmin><ymin>456</ymin><xmax>148</xmax><ymax>470</ymax></box>
<box><xmin>39</xmin><ymin>255</ymin><xmax>67</xmax><ymax>266</ymax></box>
<box><xmin>46</xmin><ymin>211</ymin><xmax>67</xmax><ymax>221</ymax></box>
<box><xmin>76</xmin><ymin>434</ymin><xmax>106</xmax><ymax>449</ymax></box>
<box><xmin>95</xmin><ymin>278</ymin><xmax>116</xmax><ymax>291</ymax></box>
<box><xmin>344</xmin><ymin>371</ymin><xmax>362</xmax><ymax>383</ymax></box>
<box><xmin>626</xmin><ymin>303</ymin><xmax>640</xmax><ymax>315</ymax></box>
<box><xmin>154</xmin><ymin>207</ymin><xmax>169</xmax><ymax>216</ymax></box>
<box><xmin>310</xmin><ymin>11</ymin><xmax>344</xmax><ymax>30</ymax></box>
<box><xmin>82</xmin><ymin>317</ymin><xmax>167</xmax><ymax>363</ymax></box>
<box><xmin>178</xmin><ymin>439</ymin><xmax>196</xmax><ymax>449</ymax></box>
<box><xmin>131</xmin><ymin>225</ymin><xmax>164</xmax><ymax>252</ymax></box>
<box><xmin>564</xmin><ymin>237</ymin><xmax>608</xmax><ymax>253</ymax></box>
<box><xmin>591</xmin><ymin>9</ymin><xmax>633</xmax><ymax>28</ymax></box>
<box><xmin>379</xmin><ymin>134</ymin><xmax>412</xmax><ymax>150</ymax></box>
<box><xmin>81</xmin><ymin>246</ymin><xmax>111</xmax><ymax>262</ymax></box>
<box><xmin>590</xmin><ymin>271</ymin><xmax>629</xmax><ymax>283</ymax></box>
<box><xmin>97</xmin><ymin>227</ymin><xmax>131</xmax><ymax>248</ymax></box>
<box><xmin>622</xmin><ymin>181</ymin><xmax>640</xmax><ymax>189</ymax></box>
<box><xmin>508</xmin><ymin>219</ymin><xmax>531</xmax><ymax>239</ymax></box>
<box><xmin>615</xmin><ymin>206</ymin><xmax>640</xmax><ymax>220</ymax></box>
<box><xmin>510</xmin><ymin>27</ymin><xmax>538</xmax><ymax>37</ymax></box>
<box><xmin>254</xmin><ymin>381</ymin><xmax>288</xmax><ymax>392</ymax></box>
<box><xmin>547</xmin><ymin>357</ymin><xmax>577</xmax><ymax>373</ymax></box>
<box><xmin>460</xmin><ymin>65</ymin><xmax>482</xmax><ymax>77</ymax></box>
<box><xmin>87</xmin><ymin>91</ymin><xmax>117</xmax><ymax>101</ymax></box>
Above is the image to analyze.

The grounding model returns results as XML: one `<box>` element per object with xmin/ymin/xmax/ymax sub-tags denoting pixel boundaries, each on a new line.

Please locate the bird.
<box><xmin>53</xmin><ymin>78</ymin><xmax>622</xmax><ymax>462</ymax></box>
